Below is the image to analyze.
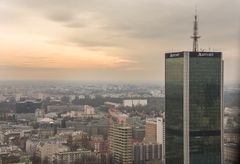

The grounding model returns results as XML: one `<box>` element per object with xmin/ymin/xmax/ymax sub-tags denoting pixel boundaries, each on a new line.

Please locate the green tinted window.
<box><xmin>165</xmin><ymin>54</ymin><xmax>184</xmax><ymax>164</ymax></box>
<box><xmin>189</xmin><ymin>54</ymin><xmax>222</xmax><ymax>164</ymax></box>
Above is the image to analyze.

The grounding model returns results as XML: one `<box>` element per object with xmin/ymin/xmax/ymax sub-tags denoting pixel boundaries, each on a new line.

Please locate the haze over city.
<box><xmin>0</xmin><ymin>1</ymin><xmax>240</xmax><ymax>164</ymax></box>
<box><xmin>0</xmin><ymin>0</ymin><xmax>239</xmax><ymax>83</ymax></box>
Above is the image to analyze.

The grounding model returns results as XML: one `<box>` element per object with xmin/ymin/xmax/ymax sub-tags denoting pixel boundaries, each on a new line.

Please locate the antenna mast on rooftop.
<box><xmin>191</xmin><ymin>7</ymin><xmax>200</xmax><ymax>52</ymax></box>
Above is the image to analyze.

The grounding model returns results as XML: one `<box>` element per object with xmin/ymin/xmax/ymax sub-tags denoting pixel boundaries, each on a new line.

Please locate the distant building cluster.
<box><xmin>61</xmin><ymin>105</ymin><xmax>98</xmax><ymax>118</ymax></box>
<box><xmin>123</xmin><ymin>99</ymin><xmax>147</xmax><ymax>107</ymax></box>
<box><xmin>0</xmin><ymin>41</ymin><xmax>239</xmax><ymax>164</ymax></box>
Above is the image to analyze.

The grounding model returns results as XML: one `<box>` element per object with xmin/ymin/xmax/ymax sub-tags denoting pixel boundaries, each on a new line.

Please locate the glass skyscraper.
<box><xmin>165</xmin><ymin>51</ymin><xmax>223</xmax><ymax>164</ymax></box>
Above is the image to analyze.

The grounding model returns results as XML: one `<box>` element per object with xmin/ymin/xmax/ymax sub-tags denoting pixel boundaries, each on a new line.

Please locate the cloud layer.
<box><xmin>0</xmin><ymin>0</ymin><xmax>239</xmax><ymax>82</ymax></box>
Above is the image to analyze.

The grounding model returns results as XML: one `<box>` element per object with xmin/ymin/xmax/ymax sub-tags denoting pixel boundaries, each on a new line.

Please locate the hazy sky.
<box><xmin>0</xmin><ymin>0</ymin><xmax>239</xmax><ymax>83</ymax></box>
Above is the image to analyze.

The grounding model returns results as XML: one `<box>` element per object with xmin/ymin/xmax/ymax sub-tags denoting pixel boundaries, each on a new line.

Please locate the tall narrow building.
<box><xmin>145</xmin><ymin>117</ymin><xmax>164</xmax><ymax>144</ymax></box>
<box><xmin>165</xmin><ymin>15</ymin><xmax>223</xmax><ymax>164</ymax></box>
<box><xmin>165</xmin><ymin>51</ymin><xmax>223</xmax><ymax>164</ymax></box>
<box><xmin>109</xmin><ymin>123</ymin><xmax>133</xmax><ymax>164</ymax></box>
<box><xmin>144</xmin><ymin>117</ymin><xmax>165</xmax><ymax>163</ymax></box>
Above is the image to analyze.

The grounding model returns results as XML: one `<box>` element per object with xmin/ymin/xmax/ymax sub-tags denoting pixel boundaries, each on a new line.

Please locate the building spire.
<box><xmin>191</xmin><ymin>7</ymin><xmax>200</xmax><ymax>52</ymax></box>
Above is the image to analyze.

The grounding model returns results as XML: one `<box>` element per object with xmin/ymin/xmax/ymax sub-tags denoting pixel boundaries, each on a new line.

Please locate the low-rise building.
<box><xmin>90</xmin><ymin>135</ymin><xmax>107</xmax><ymax>153</ymax></box>
<box><xmin>133</xmin><ymin>143</ymin><xmax>163</xmax><ymax>164</ymax></box>
<box><xmin>54</xmin><ymin>149</ymin><xmax>100</xmax><ymax>164</ymax></box>
<box><xmin>35</xmin><ymin>138</ymin><xmax>69</xmax><ymax>162</ymax></box>
<box><xmin>123</xmin><ymin>99</ymin><xmax>147</xmax><ymax>107</ymax></box>
<box><xmin>26</xmin><ymin>138</ymin><xmax>39</xmax><ymax>156</ymax></box>
<box><xmin>224</xmin><ymin>143</ymin><xmax>240</xmax><ymax>164</ymax></box>
<box><xmin>35</xmin><ymin>108</ymin><xmax>45</xmax><ymax>121</ymax></box>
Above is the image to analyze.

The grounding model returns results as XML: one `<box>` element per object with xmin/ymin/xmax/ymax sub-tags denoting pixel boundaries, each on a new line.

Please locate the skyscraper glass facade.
<box><xmin>165</xmin><ymin>52</ymin><xmax>184</xmax><ymax>164</ymax></box>
<box><xmin>189</xmin><ymin>52</ymin><xmax>222</xmax><ymax>164</ymax></box>
<box><xmin>165</xmin><ymin>52</ymin><xmax>222</xmax><ymax>164</ymax></box>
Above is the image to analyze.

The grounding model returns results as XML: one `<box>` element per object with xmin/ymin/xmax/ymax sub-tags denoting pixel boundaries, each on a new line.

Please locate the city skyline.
<box><xmin>0</xmin><ymin>0</ymin><xmax>239</xmax><ymax>83</ymax></box>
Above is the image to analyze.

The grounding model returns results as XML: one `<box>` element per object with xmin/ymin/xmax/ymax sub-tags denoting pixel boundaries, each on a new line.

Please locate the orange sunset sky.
<box><xmin>0</xmin><ymin>0</ymin><xmax>239</xmax><ymax>83</ymax></box>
